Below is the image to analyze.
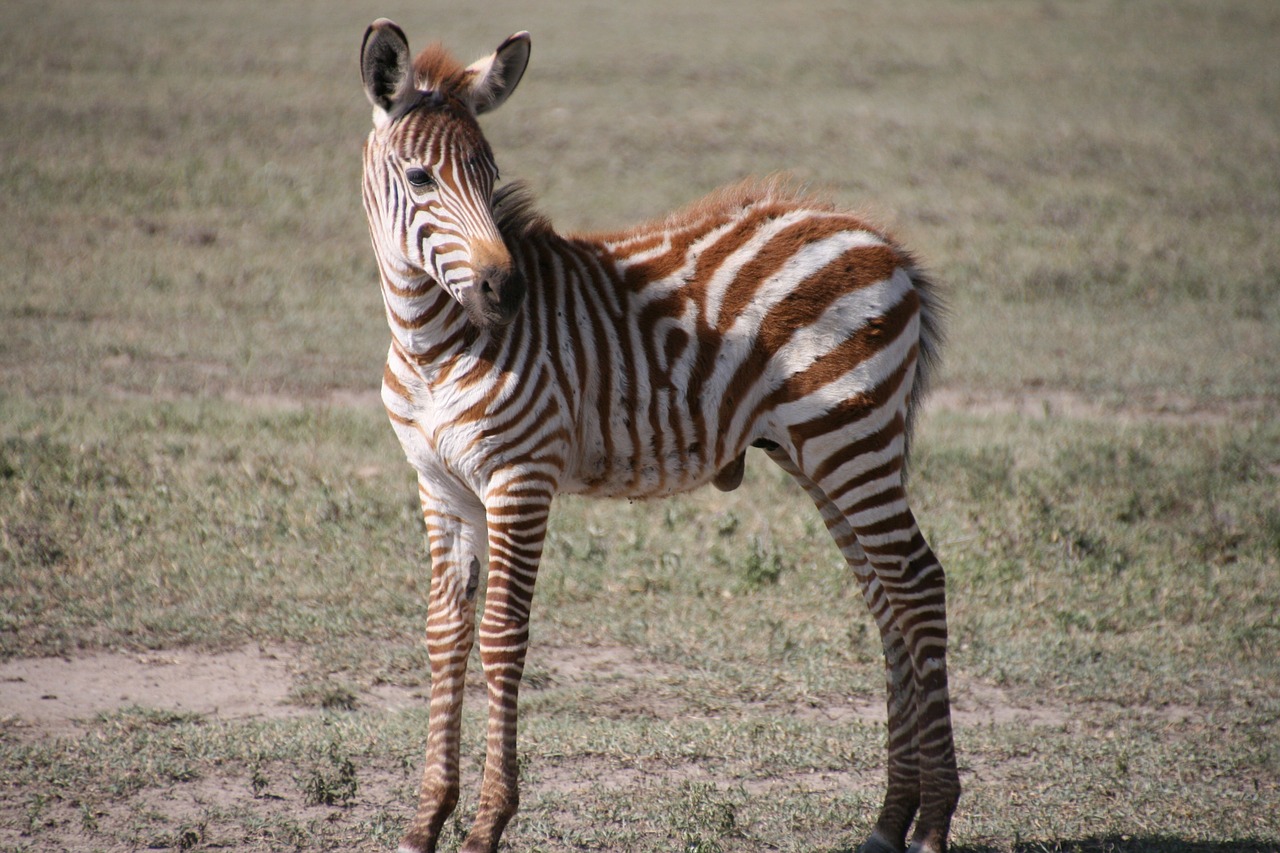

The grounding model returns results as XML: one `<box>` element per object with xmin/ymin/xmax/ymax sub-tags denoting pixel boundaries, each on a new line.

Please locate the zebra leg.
<box><xmin>827</xmin><ymin>465</ymin><xmax>960</xmax><ymax>853</ymax></box>
<box><xmin>883</xmin><ymin>536</ymin><xmax>958</xmax><ymax>853</ymax></box>
<box><xmin>460</xmin><ymin>496</ymin><xmax>551</xmax><ymax>853</ymax></box>
<box><xmin>766</xmin><ymin>449</ymin><xmax>921</xmax><ymax>853</ymax></box>
<box><xmin>400</xmin><ymin>483</ymin><xmax>486</xmax><ymax>853</ymax></box>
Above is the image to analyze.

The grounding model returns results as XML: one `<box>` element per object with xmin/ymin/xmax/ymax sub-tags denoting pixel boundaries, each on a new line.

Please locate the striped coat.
<box><xmin>360</xmin><ymin>20</ymin><xmax>958</xmax><ymax>853</ymax></box>
<box><xmin>382</xmin><ymin>180</ymin><xmax>942</xmax><ymax>501</ymax></box>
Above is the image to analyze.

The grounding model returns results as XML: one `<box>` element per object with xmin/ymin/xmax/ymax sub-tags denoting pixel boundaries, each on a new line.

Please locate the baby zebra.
<box><xmin>359</xmin><ymin>20</ymin><xmax>959</xmax><ymax>853</ymax></box>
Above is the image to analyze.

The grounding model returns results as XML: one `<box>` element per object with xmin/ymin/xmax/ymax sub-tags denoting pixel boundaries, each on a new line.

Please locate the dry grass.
<box><xmin>1</xmin><ymin>0</ymin><xmax>1277</xmax><ymax>851</ymax></box>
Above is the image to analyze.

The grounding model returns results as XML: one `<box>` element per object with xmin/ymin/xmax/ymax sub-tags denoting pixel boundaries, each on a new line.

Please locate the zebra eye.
<box><xmin>405</xmin><ymin>167</ymin><xmax>435</xmax><ymax>190</ymax></box>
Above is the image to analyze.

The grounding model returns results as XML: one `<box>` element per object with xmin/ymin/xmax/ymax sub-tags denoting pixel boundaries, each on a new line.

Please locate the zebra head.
<box><xmin>361</xmin><ymin>20</ymin><xmax>531</xmax><ymax>329</ymax></box>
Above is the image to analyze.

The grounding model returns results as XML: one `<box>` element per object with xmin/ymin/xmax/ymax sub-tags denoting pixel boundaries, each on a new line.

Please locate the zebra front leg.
<box><xmin>400</xmin><ymin>484</ymin><xmax>487</xmax><ymax>853</ymax></box>
<box><xmin>460</xmin><ymin>495</ymin><xmax>551</xmax><ymax>853</ymax></box>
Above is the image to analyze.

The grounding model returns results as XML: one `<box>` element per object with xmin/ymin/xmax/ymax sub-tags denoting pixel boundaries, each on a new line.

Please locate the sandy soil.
<box><xmin>1</xmin><ymin>641</ymin><xmax>1068</xmax><ymax>736</ymax></box>
<box><xmin>0</xmin><ymin>646</ymin><xmax>304</xmax><ymax>734</ymax></box>
<box><xmin>0</xmin><ymin>641</ymin><xmax>1194</xmax><ymax>852</ymax></box>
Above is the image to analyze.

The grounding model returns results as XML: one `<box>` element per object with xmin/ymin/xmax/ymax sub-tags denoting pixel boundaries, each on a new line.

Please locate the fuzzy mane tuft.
<box><xmin>493</xmin><ymin>181</ymin><xmax>554</xmax><ymax>242</ymax></box>
<box><xmin>413</xmin><ymin>43</ymin><xmax>468</xmax><ymax>94</ymax></box>
<box><xmin>679</xmin><ymin>175</ymin><xmax>834</xmax><ymax>222</ymax></box>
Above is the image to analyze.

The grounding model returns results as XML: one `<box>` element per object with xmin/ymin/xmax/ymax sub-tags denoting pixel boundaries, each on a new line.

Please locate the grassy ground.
<box><xmin>2</xmin><ymin>1</ymin><xmax>1278</xmax><ymax>851</ymax></box>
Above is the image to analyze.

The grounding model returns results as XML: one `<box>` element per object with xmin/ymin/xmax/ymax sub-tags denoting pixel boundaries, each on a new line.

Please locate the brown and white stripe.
<box><xmin>360</xmin><ymin>20</ymin><xmax>959</xmax><ymax>853</ymax></box>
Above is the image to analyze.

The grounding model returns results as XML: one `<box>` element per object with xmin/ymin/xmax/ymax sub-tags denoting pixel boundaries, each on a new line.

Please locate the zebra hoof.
<box><xmin>859</xmin><ymin>831</ymin><xmax>904</xmax><ymax>853</ymax></box>
<box><xmin>905</xmin><ymin>842</ymin><xmax>944</xmax><ymax>853</ymax></box>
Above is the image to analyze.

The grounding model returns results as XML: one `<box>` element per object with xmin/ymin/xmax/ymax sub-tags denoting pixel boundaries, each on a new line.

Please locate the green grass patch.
<box><xmin>2</xmin><ymin>399</ymin><xmax>1277</xmax><ymax>850</ymax></box>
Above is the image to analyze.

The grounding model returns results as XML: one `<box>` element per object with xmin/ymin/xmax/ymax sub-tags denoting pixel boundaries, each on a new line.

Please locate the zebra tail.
<box><xmin>902</xmin><ymin>262</ymin><xmax>946</xmax><ymax>477</ymax></box>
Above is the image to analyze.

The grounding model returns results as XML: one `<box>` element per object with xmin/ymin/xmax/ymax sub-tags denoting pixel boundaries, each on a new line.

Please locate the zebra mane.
<box><xmin>493</xmin><ymin>181</ymin><xmax>555</xmax><ymax>241</ymax></box>
<box><xmin>678</xmin><ymin>175</ymin><xmax>835</xmax><ymax>223</ymax></box>
<box><xmin>413</xmin><ymin>43</ymin><xmax>468</xmax><ymax>93</ymax></box>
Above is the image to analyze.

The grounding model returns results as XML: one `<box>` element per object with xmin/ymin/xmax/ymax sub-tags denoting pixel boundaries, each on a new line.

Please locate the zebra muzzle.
<box><xmin>469</xmin><ymin>263</ymin><xmax>526</xmax><ymax>328</ymax></box>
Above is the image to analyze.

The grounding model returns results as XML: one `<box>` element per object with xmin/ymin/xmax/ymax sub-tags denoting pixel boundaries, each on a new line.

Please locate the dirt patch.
<box><xmin>951</xmin><ymin>678</ymin><xmax>1069</xmax><ymax>728</ymax></box>
<box><xmin>528</xmin><ymin>643</ymin><xmax>689</xmax><ymax>718</ymax></box>
<box><xmin>0</xmin><ymin>642</ymin><xmax>1162</xmax><ymax>851</ymax></box>
<box><xmin>531</xmin><ymin>754</ymin><xmax>885</xmax><ymax>800</ymax></box>
<box><xmin>533</xmin><ymin>643</ymin><xmax>677</xmax><ymax>685</ymax></box>
<box><xmin>0</xmin><ymin>642</ymin><xmax>1069</xmax><ymax>737</ymax></box>
<box><xmin>0</xmin><ymin>646</ymin><xmax>305</xmax><ymax>734</ymax></box>
<box><xmin>0</xmin><ymin>642</ymin><xmax>690</xmax><ymax>738</ymax></box>
<box><xmin>777</xmin><ymin>676</ymin><xmax>1067</xmax><ymax>730</ymax></box>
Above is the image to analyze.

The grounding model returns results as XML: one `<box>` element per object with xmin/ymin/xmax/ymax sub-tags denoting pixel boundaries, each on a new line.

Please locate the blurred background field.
<box><xmin>1</xmin><ymin>1</ymin><xmax>1277</xmax><ymax>851</ymax></box>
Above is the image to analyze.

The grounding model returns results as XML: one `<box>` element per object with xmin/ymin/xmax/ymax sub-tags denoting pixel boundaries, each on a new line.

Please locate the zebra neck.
<box><xmin>378</xmin><ymin>268</ymin><xmax>472</xmax><ymax>368</ymax></box>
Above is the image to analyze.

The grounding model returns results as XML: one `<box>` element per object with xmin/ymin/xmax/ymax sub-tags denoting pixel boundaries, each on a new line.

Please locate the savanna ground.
<box><xmin>2</xmin><ymin>1</ymin><xmax>1278</xmax><ymax>851</ymax></box>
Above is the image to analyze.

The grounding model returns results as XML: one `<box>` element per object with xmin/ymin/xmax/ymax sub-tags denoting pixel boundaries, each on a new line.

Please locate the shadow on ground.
<box><xmin>949</xmin><ymin>837</ymin><xmax>1280</xmax><ymax>853</ymax></box>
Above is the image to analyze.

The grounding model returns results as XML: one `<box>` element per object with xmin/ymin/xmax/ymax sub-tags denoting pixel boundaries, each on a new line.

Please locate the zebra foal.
<box><xmin>359</xmin><ymin>20</ymin><xmax>959</xmax><ymax>853</ymax></box>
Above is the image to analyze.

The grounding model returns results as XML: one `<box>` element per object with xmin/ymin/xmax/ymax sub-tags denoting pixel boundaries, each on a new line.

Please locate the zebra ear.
<box><xmin>463</xmin><ymin>31</ymin><xmax>531</xmax><ymax>115</ymax></box>
<box><xmin>361</xmin><ymin>19</ymin><xmax>414</xmax><ymax>127</ymax></box>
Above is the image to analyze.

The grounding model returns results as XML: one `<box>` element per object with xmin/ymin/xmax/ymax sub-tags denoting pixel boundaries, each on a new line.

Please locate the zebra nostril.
<box><xmin>469</xmin><ymin>264</ymin><xmax>521</xmax><ymax>324</ymax></box>
<box><xmin>478</xmin><ymin>268</ymin><xmax>506</xmax><ymax>305</ymax></box>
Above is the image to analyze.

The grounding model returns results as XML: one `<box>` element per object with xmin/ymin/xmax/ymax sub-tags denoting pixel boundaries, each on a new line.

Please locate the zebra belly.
<box><xmin>560</xmin><ymin>450</ymin><xmax>729</xmax><ymax>498</ymax></box>
<box><xmin>560</xmin><ymin>405</ymin><xmax>753</xmax><ymax>499</ymax></box>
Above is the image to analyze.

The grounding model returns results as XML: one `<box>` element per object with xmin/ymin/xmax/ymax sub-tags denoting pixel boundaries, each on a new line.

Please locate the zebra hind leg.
<box><xmin>841</xmin><ymin>493</ymin><xmax>959</xmax><ymax>853</ymax></box>
<box><xmin>765</xmin><ymin>448</ymin><xmax>928</xmax><ymax>853</ymax></box>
